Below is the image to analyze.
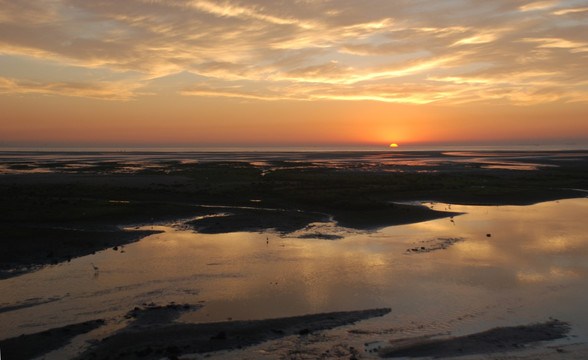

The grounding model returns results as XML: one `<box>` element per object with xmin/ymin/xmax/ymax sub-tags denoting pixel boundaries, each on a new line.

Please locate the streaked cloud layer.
<box><xmin>1</xmin><ymin>0</ymin><xmax>588</xmax><ymax>147</ymax></box>
<box><xmin>1</xmin><ymin>0</ymin><xmax>587</xmax><ymax>105</ymax></box>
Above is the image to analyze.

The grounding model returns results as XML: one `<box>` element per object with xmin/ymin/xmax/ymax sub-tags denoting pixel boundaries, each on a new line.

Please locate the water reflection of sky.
<box><xmin>1</xmin><ymin>150</ymin><xmax>586</xmax><ymax>174</ymax></box>
<box><xmin>413</xmin><ymin>201</ymin><xmax>588</xmax><ymax>288</ymax></box>
<box><xmin>1</xmin><ymin>198</ymin><xmax>588</xmax><ymax>355</ymax></box>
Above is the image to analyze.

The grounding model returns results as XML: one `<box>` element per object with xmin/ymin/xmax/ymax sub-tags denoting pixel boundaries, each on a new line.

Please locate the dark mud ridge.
<box><xmin>0</xmin><ymin>319</ymin><xmax>105</xmax><ymax>360</ymax></box>
<box><xmin>0</xmin><ymin>307</ymin><xmax>391</xmax><ymax>360</ymax></box>
<box><xmin>76</xmin><ymin>307</ymin><xmax>390</xmax><ymax>359</ymax></box>
<box><xmin>379</xmin><ymin>319</ymin><xmax>570</xmax><ymax>358</ymax></box>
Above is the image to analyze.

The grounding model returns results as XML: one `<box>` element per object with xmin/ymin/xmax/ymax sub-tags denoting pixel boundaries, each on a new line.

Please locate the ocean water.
<box><xmin>1</xmin><ymin>198</ymin><xmax>588</xmax><ymax>358</ymax></box>
<box><xmin>1</xmin><ymin>147</ymin><xmax>587</xmax><ymax>175</ymax></box>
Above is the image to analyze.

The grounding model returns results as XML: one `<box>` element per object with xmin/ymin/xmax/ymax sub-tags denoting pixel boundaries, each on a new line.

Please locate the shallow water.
<box><xmin>1</xmin><ymin>150</ymin><xmax>585</xmax><ymax>174</ymax></box>
<box><xmin>1</xmin><ymin>198</ymin><xmax>588</xmax><ymax>355</ymax></box>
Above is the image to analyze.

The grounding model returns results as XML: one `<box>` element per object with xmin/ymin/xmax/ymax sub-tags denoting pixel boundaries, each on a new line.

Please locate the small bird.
<box><xmin>91</xmin><ymin>263</ymin><xmax>99</xmax><ymax>272</ymax></box>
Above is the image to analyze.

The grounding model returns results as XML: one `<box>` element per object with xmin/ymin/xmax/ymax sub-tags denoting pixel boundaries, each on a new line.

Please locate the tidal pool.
<box><xmin>1</xmin><ymin>198</ymin><xmax>587</xmax><ymax>357</ymax></box>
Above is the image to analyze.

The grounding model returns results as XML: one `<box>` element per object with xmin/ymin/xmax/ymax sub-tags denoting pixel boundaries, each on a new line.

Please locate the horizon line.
<box><xmin>1</xmin><ymin>143</ymin><xmax>588</xmax><ymax>153</ymax></box>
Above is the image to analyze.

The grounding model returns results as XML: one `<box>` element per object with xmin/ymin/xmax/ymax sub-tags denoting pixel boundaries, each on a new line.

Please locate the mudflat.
<box><xmin>1</xmin><ymin>150</ymin><xmax>588</xmax><ymax>359</ymax></box>
<box><xmin>2</xmin><ymin>150</ymin><xmax>586</xmax><ymax>278</ymax></box>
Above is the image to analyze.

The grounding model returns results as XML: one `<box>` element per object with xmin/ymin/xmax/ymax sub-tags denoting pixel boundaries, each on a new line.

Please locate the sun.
<box><xmin>389</xmin><ymin>143</ymin><xmax>399</xmax><ymax>148</ymax></box>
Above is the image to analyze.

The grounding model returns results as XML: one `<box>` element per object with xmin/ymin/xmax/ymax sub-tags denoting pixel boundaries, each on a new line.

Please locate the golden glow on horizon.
<box><xmin>0</xmin><ymin>0</ymin><xmax>587</xmax><ymax>147</ymax></box>
<box><xmin>389</xmin><ymin>143</ymin><xmax>399</xmax><ymax>148</ymax></box>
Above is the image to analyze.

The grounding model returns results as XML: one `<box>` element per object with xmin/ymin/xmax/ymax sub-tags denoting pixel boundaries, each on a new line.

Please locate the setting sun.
<box><xmin>390</xmin><ymin>143</ymin><xmax>399</xmax><ymax>148</ymax></box>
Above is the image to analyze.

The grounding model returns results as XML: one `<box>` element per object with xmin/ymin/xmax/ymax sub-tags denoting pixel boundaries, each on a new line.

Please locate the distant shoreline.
<box><xmin>1</xmin><ymin>143</ymin><xmax>588</xmax><ymax>153</ymax></box>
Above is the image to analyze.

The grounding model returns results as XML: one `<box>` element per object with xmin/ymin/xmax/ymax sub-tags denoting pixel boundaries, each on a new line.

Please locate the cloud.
<box><xmin>452</xmin><ymin>33</ymin><xmax>499</xmax><ymax>46</ymax></box>
<box><xmin>277</xmin><ymin>61</ymin><xmax>353</xmax><ymax>84</ymax></box>
<box><xmin>552</xmin><ymin>6</ymin><xmax>588</xmax><ymax>15</ymax></box>
<box><xmin>519</xmin><ymin>1</ymin><xmax>559</xmax><ymax>12</ymax></box>
<box><xmin>0</xmin><ymin>76</ymin><xmax>141</xmax><ymax>100</ymax></box>
<box><xmin>0</xmin><ymin>0</ymin><xmax>61</xmax><ymax>23</ymax></box>
<box><xmin>181</xmin><ymin>84</ymin><xmax>289</xmax><ymax>101</ymax></box>
<box><xmin>186</xmin><ymin>0</ymin><xmax>315</xmax><ymax>28</ymax></box>
<box><xmin>428</xmin><ymin>70</ymin><xmax>587</xmax><ymax>105</ymax></box>
<box><xmin>181</xmin><ymin>79</ymin><xmax>462</xmax><ymax>104</ymax></box>
<box><xmin>0</xmin><ymin>0</ymin><xmax>587</xmax><ymax>105</ymax></box>
<box><xmin>521</xmin><ymin>37</ymin><xmax>588</xmax><ymax>52</ymax></box>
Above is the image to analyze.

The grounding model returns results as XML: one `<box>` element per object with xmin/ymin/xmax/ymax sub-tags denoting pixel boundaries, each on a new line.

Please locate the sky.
<box><xmin>1</xmin><ymin>0</ymin><xmax>587</xmax><ymax>148</ymax></box>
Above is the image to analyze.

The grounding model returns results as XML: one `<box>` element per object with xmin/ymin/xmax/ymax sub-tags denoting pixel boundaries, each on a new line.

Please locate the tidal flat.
<box><xmin>1</xmin><ymin>150</ymin><xmax>588</xmax><ymax>359</ymax></box>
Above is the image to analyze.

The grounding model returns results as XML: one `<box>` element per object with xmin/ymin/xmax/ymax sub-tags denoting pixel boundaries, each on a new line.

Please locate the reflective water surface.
<box><xmin>1</xmin><ymin>198</ymin><xmax>588</xmax><ymax>356</ymax></box>
<box><xmin>1</xmin><ymin>150</ymin><xmax>585</xmax><ymax>174</ymax></box>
